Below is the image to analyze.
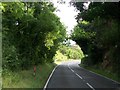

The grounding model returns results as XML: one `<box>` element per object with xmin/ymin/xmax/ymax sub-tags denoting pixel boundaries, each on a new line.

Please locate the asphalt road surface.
<box><xmin>44</xmin><ymin>60</ymin><xmax>120</xmax><ymax>90</ymax></box>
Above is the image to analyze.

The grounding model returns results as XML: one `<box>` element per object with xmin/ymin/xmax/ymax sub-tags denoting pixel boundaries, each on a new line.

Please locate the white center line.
<box><xmin>75</xmin><ymin>73</ymin><xmax>83</xmax><ymax>79</ymax></box>
<box><xmin>68</xmin><ymin>63</ymin><xmax>83</xmax><ymax>79</ymax></box>
<box><xmin>71</xmin><ymin>69</ymin><xmax>74</xmax><ymax>72</ymax></box>
<box><xmin>86</xmin><ymin>83</ymin><xmax>95</xmax><ymax>90</ymax></box>
<box><xmin>68</xmin><ymin>63</ymin><xmax>95</xmax><ymax>90</ymax></box>
<box><xmin>68</xmin><ymin>63</ymin><xmax>70</xmax><ymax>68</ymax></box>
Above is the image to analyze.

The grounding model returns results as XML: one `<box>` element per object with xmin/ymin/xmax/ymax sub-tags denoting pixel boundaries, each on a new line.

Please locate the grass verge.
<box><xmin>80</xmin><ymin>64</ymin><xmax>120</xmax><ymax>83</ymax></box>
<box><xmin>2</xmin><ymin>63</ymin><xmax>56</xmax><ymax>88</ymax></box>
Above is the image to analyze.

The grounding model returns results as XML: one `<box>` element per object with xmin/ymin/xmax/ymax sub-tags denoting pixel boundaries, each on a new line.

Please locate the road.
<box><xmin>44</xmin><ymin>60</ymin><xmax>120</xmax><ymax>90</ymax></box>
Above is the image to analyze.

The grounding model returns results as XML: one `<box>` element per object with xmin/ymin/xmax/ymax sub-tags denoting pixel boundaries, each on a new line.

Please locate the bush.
<box><xmin>54</xmin><ymin>50</ymin><xmax>68</xmax><ymax>61</ymax></box>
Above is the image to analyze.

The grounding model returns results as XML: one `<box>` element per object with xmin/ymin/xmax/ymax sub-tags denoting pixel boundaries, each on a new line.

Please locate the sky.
<box><xmin>52</xmin><ymin>0</ymin><xmax>79</xmax><ymax>35</ymax></box>
<box><xmin>52</xmin><ymin>1</ymin><xmax>90</xmax><ymax>45</ymax></box>
<box><xmin>52</xmin><ymin>0</ymin><xmax>79</xmax><ymax>45</ymax></box>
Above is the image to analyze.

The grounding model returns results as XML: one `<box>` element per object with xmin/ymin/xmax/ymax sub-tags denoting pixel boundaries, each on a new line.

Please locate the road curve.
<box><xmin>44</xmin><ymin>60</ymin><xmax>120</xmax><ymax>90</ymax></box>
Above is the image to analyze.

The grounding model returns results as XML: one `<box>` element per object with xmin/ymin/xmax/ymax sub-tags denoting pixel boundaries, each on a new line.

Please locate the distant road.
<box><xmin>44</xmin><ymin>60</ymin><xmax>120</xmax><ymax>90</ymax></box>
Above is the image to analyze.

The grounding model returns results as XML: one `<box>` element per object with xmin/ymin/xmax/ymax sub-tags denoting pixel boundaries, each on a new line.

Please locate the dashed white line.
<box><xmin>80</xmin><ymin>66</ymin><xmax>120</xmax><ymax>84</ymax></box>
<box><xmin>68</xmin><ymin>66</ymin><xmax>70</xmax><ymax>69</ymax></box>
<box><xmin>75</xmin><ymin>73</ymin><xmax>83</xmax><ymax>79</ymax></box>
<box><xmin>71</xmin><ymin>69</ymin><xmax>74</xmax><ymax>72</ymax></box>
<box><xmin>68</xmin><ymin>63</ymin><xmax>95</xmax><ymax>90</ymax></box>
<box><xmin>86</xmin><ymin>83</ymin><xmax>95</xmax><ymax>90</ymax></box>
<box><xmin>68</xmin><ymin>63</ymin><xmax>83</xmax><ymax>79</ymax></box>
<box><xmin>68</xmin><ymin>63</ymin><xmax>70</xmax><ymax>68</ymax></box>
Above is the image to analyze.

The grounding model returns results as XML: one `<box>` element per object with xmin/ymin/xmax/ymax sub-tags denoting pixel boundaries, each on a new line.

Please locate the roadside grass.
<box><xmin>2</xmin><ymin>63</ymin><xmax>56</xmax><ymax>88</ymax></box>
<box><xmin>80</xmin><ymin>64</ymin><xmax>120</xmax><ymax>83</ymax></box>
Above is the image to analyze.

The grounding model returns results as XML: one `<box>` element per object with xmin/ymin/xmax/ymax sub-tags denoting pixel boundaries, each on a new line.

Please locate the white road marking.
<box><xmin>43</xmin><ymin>65</ymin><xmax>58</xmax><ymax>90</ymax></box>
<box><xmin>68</xmin><ymin>63</ymin><xmax>83</xmax><ymax>79</ymax></box>
<box><xmin>80</xmin><ymin>66</ymin><xmax>120</xmax><ymax>84</ymax></box>
<box><xmin>71</xmin><ymin>69</ymin><xmax>74</xmax><ymax>72</ymax></box>
<box><xmin>68</xmin><ymin>62</ymin><xmax>95</xmax><ymax>90</ymax></box>
<box><xmin>68</xmin><ymin>64</ymin><xmax>83</xmax><ymax>79</ymax></box>
<box><xmin>68</xmin><ymin>64</ymin><xmax>70</xmax><ymax>69</ymax></box>
<box><xmin>75</xmin><ymin>73</ymin><xmax>83</xmax><ymax>79</ymax></box>
<box><xmin>86</xmin><ymin>83</ymin><xmax>95</xmax><ymax>90</ymax></box>
<box><xmin>68</xmin><ymin>64</ymin><xmax>74</xmax><ymax>73</ymax></box>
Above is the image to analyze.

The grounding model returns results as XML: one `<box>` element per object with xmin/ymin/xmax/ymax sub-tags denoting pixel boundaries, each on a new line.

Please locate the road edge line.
<box><xmin>43</xmin><ymin>65</ymin><xmax>58</xmax><ymax>89</ymax></box>
<box><xmin>80</xmin><ymin>65</ymin><xmax>120</xmax><ymax>84</ymax></box>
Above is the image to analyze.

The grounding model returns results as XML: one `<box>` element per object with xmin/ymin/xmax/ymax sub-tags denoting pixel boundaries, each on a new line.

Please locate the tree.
<box><xmin>2</xmin><ymin>2</ymin><xmax>66</xmax><ymax>70</ymax></box>
<box><xmin>71</xmin><ymin>2</ymin><xmax>120</xmax><ymax>75</ymax></box>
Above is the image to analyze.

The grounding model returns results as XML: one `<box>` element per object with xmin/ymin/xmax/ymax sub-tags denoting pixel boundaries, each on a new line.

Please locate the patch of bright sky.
<box><xmin>52</xmin><ymin>0</ymin><xmax>79</xmax><ymax>35</ymax></box>
<box><xmin>51</xmin><ymin>0</ymin><xmax>79</xmax><ymax>45</ymax></box>
<box><xmin>51</xmin><ymin>0</ymin><xmax>90</xmax><ymax>45</ymax></box>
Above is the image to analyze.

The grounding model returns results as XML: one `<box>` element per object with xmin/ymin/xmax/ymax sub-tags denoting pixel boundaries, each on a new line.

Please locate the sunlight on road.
<box><xmin>54</xmin><ymin>59</ymin><xmax>81</xmax><ymax>65</ymax></box>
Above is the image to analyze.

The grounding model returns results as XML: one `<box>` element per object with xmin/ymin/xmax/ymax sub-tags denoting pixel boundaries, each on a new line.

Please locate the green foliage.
<box><xmin>2</xmin><ymin>2</ymin><xmax>66</xmax><ymax>70</ymax></box>
<box><xmin>71</xmin><ymin>2</ymin><xmax>120</xmax><ymax>76</ymax></box>
<box><xmin>72</xmin><ymin>2</ymin><xmax>119</xmax><ymax>22</ymax></box>
<box><xmin>80</xmin><ymin>64</ymin><xmax>120</xmax><ymax>82</ymax></box>
<box><xmin>71</xmin><ymin>21</ymin><xmax>96</xmax><ymax>54</ymax></box>
<box><xmin>57</xmin><ymin>45</ymin><xmax>84</xmax><ymax>60</ymax></box>
<box><xmin>54</xmin><ymin>50</ymin><xmax>68</xmax><ymax>61</ymax></box>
